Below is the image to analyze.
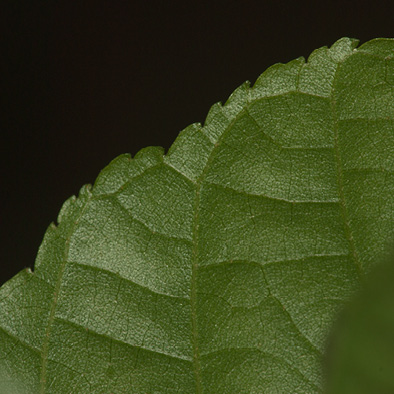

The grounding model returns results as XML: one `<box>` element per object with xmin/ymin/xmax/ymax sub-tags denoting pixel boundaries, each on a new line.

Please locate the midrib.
<box><xmin>190</xmin><ymin>55</ymin><xmax>366</xmax><ymax>392</ymax></box>
<box><xmin>190</xmin><ymin>180</ymin><xmax>203</xmax><ymax>393</ymax></box>
<box><xmin>330</xmin><ymin>61</ymin><xmax>365</xmax><ymax>280</ymax></box>
<box><xmin>190</xmin><ymin>105</ymin><xmax>251</xmax><ymax>393</ymax></box>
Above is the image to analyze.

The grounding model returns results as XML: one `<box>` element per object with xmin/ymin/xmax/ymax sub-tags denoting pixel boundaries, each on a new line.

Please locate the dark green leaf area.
<box><xmin>0</xmin><ymin>38</ymin><xmax>394</xmax><ymax>393</ymax></box>
<box><xmin>325</xmin><ymin>254</ymin><xmax>394</xmax><ymax>394</ymax></box>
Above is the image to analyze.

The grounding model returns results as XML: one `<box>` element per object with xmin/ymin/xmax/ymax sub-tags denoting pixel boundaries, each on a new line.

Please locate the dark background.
<box><xmin>1</xmin><ymin>1</ymin><xmax>393</xmax><ymax>285</ymax></box>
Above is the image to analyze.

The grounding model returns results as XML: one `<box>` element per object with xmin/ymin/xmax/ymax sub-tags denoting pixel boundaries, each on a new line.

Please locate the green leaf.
<box><xmin>1</xmin><ymin>37</ymin><xmax>394</xmax><ymax>393</ymax></box>
<box><xmin>325</xmin><ymin>254</ymin><xmax>394</xmax><ymax>393</ymax></box>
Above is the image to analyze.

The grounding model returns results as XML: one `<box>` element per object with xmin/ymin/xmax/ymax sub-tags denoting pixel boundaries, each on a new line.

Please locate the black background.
<box><xmin>1</xmin><ymin>1</ymin><xmax>393</xmax><ymax>285</ymax></box>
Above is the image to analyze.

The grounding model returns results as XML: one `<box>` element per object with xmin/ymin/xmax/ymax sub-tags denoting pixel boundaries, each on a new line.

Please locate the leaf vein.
<box><xmin>68</xmin><ymin>260</ymin><xmax>190</xmax><ymax>301</ymax></box>
<box><xmin>54</xmin><ymin>317</ymin><xmax>193</xmax><ymax>363</ymax></box>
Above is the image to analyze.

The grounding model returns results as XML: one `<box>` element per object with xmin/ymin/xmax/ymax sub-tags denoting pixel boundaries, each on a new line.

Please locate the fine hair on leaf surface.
<box><xmin>0</xmin><ymin>37</ymin><xmax>394</xmax><ymax>393</ymax></box>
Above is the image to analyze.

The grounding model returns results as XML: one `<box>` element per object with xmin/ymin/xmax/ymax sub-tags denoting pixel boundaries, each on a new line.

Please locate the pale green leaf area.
<box><xmin>325</xmin><ymin>253</ymin><xmax>394</xmax><ymax>393</ymax></box>
<box><xmin>0</xmin><ymin>37</ymin><xmax>394</xmax><ymax>393</ymax></box>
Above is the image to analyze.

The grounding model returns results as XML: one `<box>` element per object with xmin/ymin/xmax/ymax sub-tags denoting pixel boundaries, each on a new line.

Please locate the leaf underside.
<box><xmin>1</xmin><ymin>37</ymin><xmax>394</xmax><ymax>393</ymax></box>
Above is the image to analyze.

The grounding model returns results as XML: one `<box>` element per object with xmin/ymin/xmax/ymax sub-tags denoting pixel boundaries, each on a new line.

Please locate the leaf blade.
<box><xmin>1</xmin><ymin>37</ymin><xmax>393</xmax><ymax>393</ymax></box>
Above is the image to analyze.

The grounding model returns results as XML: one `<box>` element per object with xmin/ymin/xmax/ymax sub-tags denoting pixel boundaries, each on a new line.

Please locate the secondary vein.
<box><xmin>39</xmin><ymin>191</ymin><xmax>92</xmax><ymax>393</ymax></box>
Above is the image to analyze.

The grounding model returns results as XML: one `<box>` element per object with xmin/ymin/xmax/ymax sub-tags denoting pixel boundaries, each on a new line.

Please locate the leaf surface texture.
<box><xmin>1</xmin><ymin>38</ymin><xmax>394</xmax><ymax>393</ymax></box>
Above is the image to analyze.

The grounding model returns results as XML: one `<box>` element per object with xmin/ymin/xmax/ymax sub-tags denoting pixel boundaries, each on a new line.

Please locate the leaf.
<box><xmin>324</xmin><ymin>253</ymin><xmax>394</xmax><ymax>393</ymax></box>
<box><xmin>1</xmin><ymin>37</ymin><xmax>394</xmax><ymax>393</ymax></box>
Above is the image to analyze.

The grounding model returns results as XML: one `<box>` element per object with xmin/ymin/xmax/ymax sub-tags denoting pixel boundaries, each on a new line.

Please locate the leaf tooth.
<box><xmin>93</xmin><ymin>147</ymin><xmax>164</xmax><ymax>195</ymax></box>
<box><xmin>202</xmin><ymin>102</ymin><xmax>227</xmax><ymax>142</ymax></box>
<box><xmin>201</xmin><ymin>82</ymin><xmax>250</xmax><ymax>144</ymax></box>
<box><xmin>165</xmin><ymin>123</ymin><xmax>213</xmax><ymax>182</ymax></box>
<box><xmin>327</xmin><ymin>37</ymin><xmax>359</xmax><ymax>62</ymax></box>
<box><xmin>252</xmin><ymin>57</ymin><xmax>304</xmax><ymax>98</ymax></box>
